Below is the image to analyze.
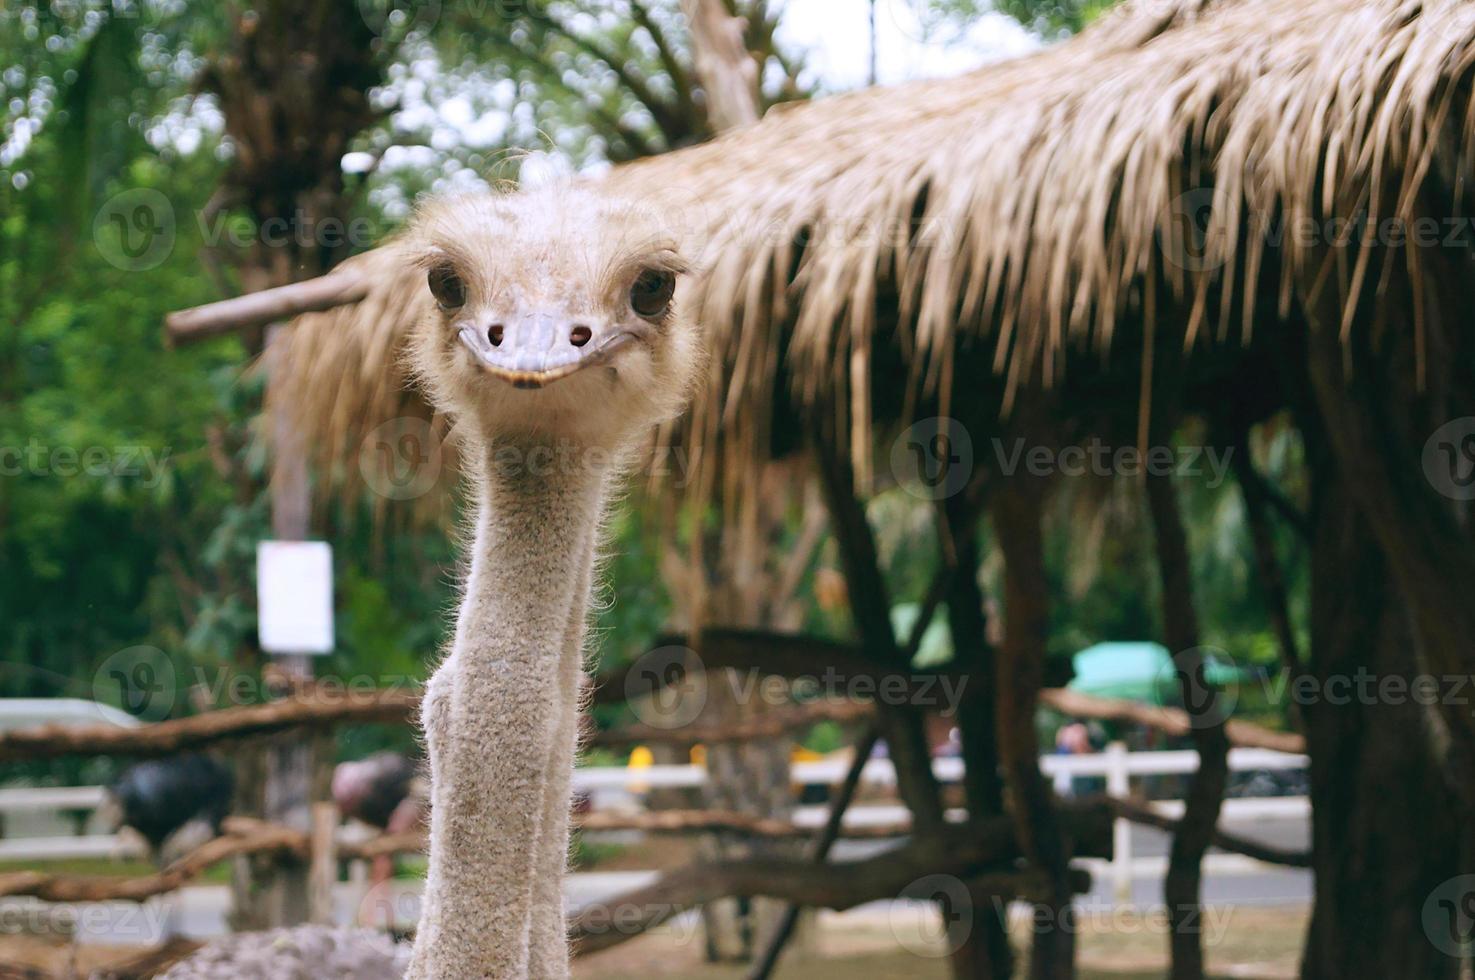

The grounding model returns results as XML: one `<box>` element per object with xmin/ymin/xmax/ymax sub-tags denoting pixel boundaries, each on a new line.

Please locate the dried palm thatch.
<box><xmin>271</xmin><ymin>0</ymin><xmax>1475</xmax><ymax>514</ymax></box>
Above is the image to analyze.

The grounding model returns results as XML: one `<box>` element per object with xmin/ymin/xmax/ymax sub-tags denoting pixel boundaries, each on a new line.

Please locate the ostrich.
<box><xmin>163</xmin><ymin>185</ymin><xmax>701</xmax><ymax>979</ymax></box>
<box><xmin>105</xmin><ymin>754</ymin><xmax>234</xmax><ymax>864</ymax></box>
<box><xmin>333</xmin><ymin>751</ymin><xmax>426</xmax><ymax>926</ymax></box>
<box><xmin>332</xmin><ymin>753</ymin><xmax>423</xmax><ymax>837</ymax></box>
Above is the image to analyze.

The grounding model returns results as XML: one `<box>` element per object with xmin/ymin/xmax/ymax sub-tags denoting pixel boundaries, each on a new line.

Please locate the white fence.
<box><xmin>1044</xmin><ymin>743</ymin><xmax>1308</xmax><ymax>899</ymax></box>
<box><xmin>0</xmin><ymin>742</ymin><xmax>1308</xmax><ymax>900</ymax></box>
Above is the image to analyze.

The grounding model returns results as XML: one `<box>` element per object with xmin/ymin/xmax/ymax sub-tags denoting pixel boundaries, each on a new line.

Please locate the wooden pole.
<box><xmin>992</xmin><ymin>473</ymin><xmax>1076</xmax><ymax>980</ymax></box>
<box><xmin>747</xmin><ymin>725</ymin><xmax>881</xmax><ymax>980</ymax></box>
<box><xmin>308</xmin><ymin>801</ymin><xmax>339</xmax><ymax>925</ymax></box>
<box><xmin>165</xmin><ymin>271</ymin><xmax>367</xmax><ymax>346</ymax></box>
<box><xmin>1146</xmin><ymin>462</ymin><xmax>1229</xmax><ymax>980</ymax></box>
<box><xmin>258</xmin><ymin>322</ymin><xmax>317</xmax><ymax>927</ymax></box>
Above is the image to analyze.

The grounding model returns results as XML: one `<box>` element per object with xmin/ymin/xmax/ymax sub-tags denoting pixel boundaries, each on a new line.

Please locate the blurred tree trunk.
<box><xmin>992</xmin><ymin>471</ymin><xmax>1075</xmax><ymax>980</ymax></box>
<box><xmin>943</xmin><ymin>495</ymin><xmax>1013</xmax><ymax>980</ymax></box>
<box><xmin>670</xmin><ymin>4</ymin><xmax>812</xmax><ymax>956</ymax></box>
<box><xmin>1299</xmin><ymin>463</ymin><xmax>1462</xmax><ymax>980</ymax></box>
<box><xmin>198</xmin><ymin>0</ymin><xmax>383</xmax><ymax>304</ymax></box>
<box><xmin>688</xmin><ymin>464</ymin><xmax>809</xmax><ymax>962</ymax></box>
<box><xmin>194</xmin><ymin>0</ymin><xmax>385</xmax><ymax>929</ymax></box>
<box><xmin>1299</xmin><ymin>218</ymin><xmax>1475</xmax><ymax>815</ymax></box>
<box><xmin>1292</xmin><ymin>212</ymin><xmax>1473</xmax><ymax>976</ymax></box>
<box><xmin>680</xmin><ymin>0</ymin><xmax>760</xmax><ymax>131</ymax></box>
<box><xmin>1145</xmin><ymin>465</ymin><xmax>1229</xmax><ymax>980</ymax></box>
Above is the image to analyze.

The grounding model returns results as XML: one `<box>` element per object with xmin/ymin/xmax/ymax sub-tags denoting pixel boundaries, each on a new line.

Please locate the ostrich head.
<box><xmin>408</xmin><ymin>187</ymin><xmax>702</xmax><ymax>450</ymax></box>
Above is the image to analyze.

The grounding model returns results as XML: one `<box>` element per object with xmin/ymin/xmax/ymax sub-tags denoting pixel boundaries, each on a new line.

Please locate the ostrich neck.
<box><xmin>411</xmin><ymin>437</ymin><xmax>609</xmax><ymax>979</ymax></box>
<box><xmin>456</xmin><ymin>445</ymin><xmax>607</xmax><ymax>656</ymax></box>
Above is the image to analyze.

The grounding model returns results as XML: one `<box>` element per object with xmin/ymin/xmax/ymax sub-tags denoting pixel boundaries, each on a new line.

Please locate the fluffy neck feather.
<box><xmin>409</xmin><ymin>436</ymin><xmax>608</xmax><ymax>979</ymax></box>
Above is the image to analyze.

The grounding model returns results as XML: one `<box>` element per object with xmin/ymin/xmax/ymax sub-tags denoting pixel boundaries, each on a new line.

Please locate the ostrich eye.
<box><xmin>630</xmin><ymin>269</ymin><xmax>675</xmax><ymax>320</ymax></box>
<box><xmin>428</xmin><ymin>265</ymin><xmax>466</xmax><ymax>311</ymax></box>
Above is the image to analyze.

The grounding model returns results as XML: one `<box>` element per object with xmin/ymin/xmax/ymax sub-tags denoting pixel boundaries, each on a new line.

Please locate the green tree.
<box><xmin>919</xmin><ymin>0</ymin><xmax>1120</xmax><ymax>37</ymax></box>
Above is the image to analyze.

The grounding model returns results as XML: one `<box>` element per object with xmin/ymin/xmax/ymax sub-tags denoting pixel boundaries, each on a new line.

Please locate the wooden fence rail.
<box><xmin>0</xmin><ymin>685</ymin><xmax>1303</xmax><ymax>763</ymax></box>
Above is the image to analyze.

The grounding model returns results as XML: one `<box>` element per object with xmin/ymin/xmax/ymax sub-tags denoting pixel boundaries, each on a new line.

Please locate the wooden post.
<box><xmin>1145</xmin><ymin>464</ymin><xmax>1229</xmax><ymax>980</ymax></box>
<box><xmin>1106</xmin><ymin>741</ymin><xmax>1132</xmax><ymax>905</ymax></box>
<box><xmin>992</xmin><ymin>472</ymin><xmax>1076</xmax><ymax>980</ymax></box>
<box><xmin>309</xmin><ymin>801</ymin><xmax>339</xmax><ymax>925</ymax></box>
<box><xmin>258</xmin><ymin>323</ymin><xmax>317</xmax><ymax>927</ymax></box>
<box><xmin>747</xmin><ymin>725</ymin><xmax>881</xmax><ymax>980</ymax></box>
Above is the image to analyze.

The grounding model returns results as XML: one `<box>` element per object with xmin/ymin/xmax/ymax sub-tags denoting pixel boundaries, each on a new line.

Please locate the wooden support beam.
<box><xmin>589</xmin><ymin>698</ymin><xmax>872</xmax><ymax>747</ymax></box>
<box><xmin>1146</xmin><ymin>460</ymin><xmax>1231</xmax><ymax>980</ymax></box>
<box><xmin>992</xmin><ymin>472</ymin><xmax>1075</xmax><ymax>980</ymax></box>
<box><xmin>748</xmin><ymin>725</ymin><xmax>881</xmax><ymax>980</ymax></box>
<box><xmin>164</xmin><ymin>271</ymin><xmax>368</xmax><ymax>345</ymax></box>
<box><xmin>0</xmin><ymin>818</ymin><xmax>305</xmax><ymax>902</ymax></box>
<box><xmin>0</xmin><ymin>676</ymin><xmax>1303</xmax><ymax>763</ymax></box>
<box><xmin>308</xmin><ymin>801</ymin><xmax>339</xmax><ymax>925</ymax></box>
<box><xmin>571</xmin><ymin>805</ymin><xmax>1110</xmax><ymax>957</ymax></box>
<box><xmin>811</xmin><ymin>418</ymin><xmax>946</xmax><ymax>834</ymax></box>
<box><xmin>0</xmin><ymin>687</ymin><xmax>418</xmax><ymax>762</ymax></box>
<box><xmin>1038</xmin><ymin>688</ymin><xmax>1304</xmax><ymax>755</ymax></box>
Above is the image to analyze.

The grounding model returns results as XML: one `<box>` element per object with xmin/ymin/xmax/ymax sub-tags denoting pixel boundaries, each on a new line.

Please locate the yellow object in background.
<box><xmin>628</xmin><ymin>745</ymin><xmax>654</xmax><ymax>793</ymax></box>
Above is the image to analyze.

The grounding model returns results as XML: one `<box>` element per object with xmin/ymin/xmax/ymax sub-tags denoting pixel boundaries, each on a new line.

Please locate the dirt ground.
<box><xmin>573</xmin><ymin>904</ymin><xmax>1309</xmax><ymax>979</ymax></box>
<box><xmin>0</xmin><ymin>903</ymin><xmax>1307</xmax><ymax>978</ymax></box>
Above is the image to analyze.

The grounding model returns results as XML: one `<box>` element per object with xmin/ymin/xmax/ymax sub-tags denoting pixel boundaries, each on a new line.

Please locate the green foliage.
<box><xmin>916</xmin><ymin>0</ymin><xmax>1121</xmax><ymax>37</ymax></box>
<box><xmin>3</xmin><ymin>1</ymin><xmax>766</xmax><ymax>783</ymax></box>
<box><xmin>1</xmin><ymin>128</ymin><xmax>240</xmax><ymax>701</ymax></box>
<box><xmin>1</xmin><ymin>0</ymin><xmax>1307</xmax><ymax>796</ymax></box>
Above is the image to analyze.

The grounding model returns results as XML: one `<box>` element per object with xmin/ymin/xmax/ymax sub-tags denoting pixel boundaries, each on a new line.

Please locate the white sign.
<box><xmin>257</xmin><ymin>541</ymin><xmax>335</xmax><ymax>655</ymax></box>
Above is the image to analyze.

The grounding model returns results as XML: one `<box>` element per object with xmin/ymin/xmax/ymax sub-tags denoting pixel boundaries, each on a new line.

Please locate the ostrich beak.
<box><xmin>457</xmin><ymin>311</ymin><xmax>648</xmax><ymax>389</ymax></box>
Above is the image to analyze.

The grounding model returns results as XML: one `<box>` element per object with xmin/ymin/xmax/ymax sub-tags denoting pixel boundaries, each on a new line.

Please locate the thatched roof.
<box><xmin>274</xmin><ymin>0</ymin><xmax>1475</xmax><ymax>511</ymax></box>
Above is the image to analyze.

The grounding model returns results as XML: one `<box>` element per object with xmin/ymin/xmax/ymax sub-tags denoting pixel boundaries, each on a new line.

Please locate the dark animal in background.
<box><xmin>332</xmin><ymin>751</ymin><xmax>423</xmax><ymax>834</ymax></box>
<box><xmin>106</xmin><ymin>754</ymin><xmax>233</xmax><ymax>865</ymax></box>
<box><xmin>332</xmin><ymin>751</ymin><xmax>427</xmax><ymax>926</ymax></box>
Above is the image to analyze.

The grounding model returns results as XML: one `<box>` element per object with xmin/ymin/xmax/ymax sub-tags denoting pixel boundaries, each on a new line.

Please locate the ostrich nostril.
<box><xmin>488</xmin><ymin>325</ymin><xmax>504</xmax><ymax>347</ymax></box>
<box><xmin>569</xmin><ymin>325</ymin><xmax>592</xmax><ymax>348</ymax></box>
